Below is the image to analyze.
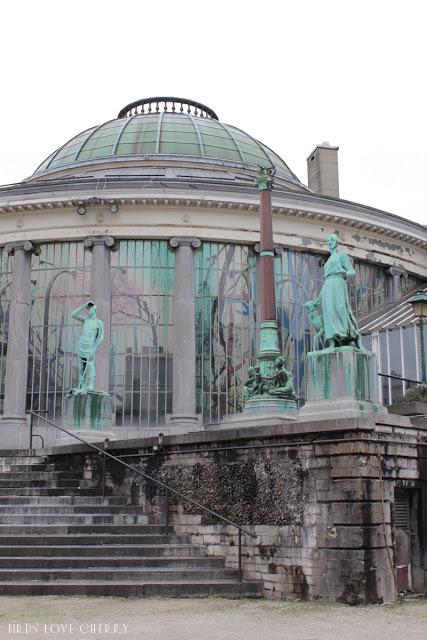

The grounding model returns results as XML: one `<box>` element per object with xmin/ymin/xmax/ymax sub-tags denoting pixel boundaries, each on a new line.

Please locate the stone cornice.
<box><xmin>0</xmin><ymin>191</ymin><xmax>425</xmax><ymax>249</ymax></box>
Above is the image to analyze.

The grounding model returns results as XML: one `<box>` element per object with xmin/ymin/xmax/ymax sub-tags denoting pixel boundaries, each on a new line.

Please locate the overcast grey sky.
<box><xmin>1</xmin><ymin>0</ymin><xmax>425</xmax><ymax>225</ymax></box>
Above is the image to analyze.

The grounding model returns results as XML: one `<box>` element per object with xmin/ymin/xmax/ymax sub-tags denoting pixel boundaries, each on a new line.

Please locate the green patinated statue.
<box><xmin>306</xmin><ymin>234</ymin><xmax>361</xmax><ymax>350</ymax></box>
<box><xmin>71</xmin><ymin>301</ymin><xmax>104</xmax><ymax>393</ymax></box>
<box><xmin>243</xmin><ymin>366</ymin><xmax>261</xmax><ymax>401</ymax></box>
<box><xmin>244</xmin><ymin>357</ymin><xmax>296</xmax><ymax>401</ymax></box>
<box><xmin>266</xmin><ymin>356</ymin><xmax>297</xmax><ymax>399</ymax></box>
<box><xmin>304</xmin><ymin>300</ymin><xmax>325</xmax><ymax>350</ymax></box>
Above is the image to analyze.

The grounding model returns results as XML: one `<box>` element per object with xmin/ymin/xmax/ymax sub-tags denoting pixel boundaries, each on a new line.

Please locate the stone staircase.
<box><xmin>0</xmin><ymin>451</ymin><xmax>262</xmax><ymax>597</ymax></box>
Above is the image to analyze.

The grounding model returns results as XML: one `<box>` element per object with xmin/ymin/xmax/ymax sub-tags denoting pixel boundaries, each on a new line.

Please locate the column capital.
<box><xmin>5</xmin><ymin>241</ymin><xmax>37</xmax><ymax>256</ymax></box>
<box><xmin>169</xmin><ymin>237</ymin><xmax>201</xmax><ymax>250</ymax></box>
<box><xmin>84</xmin><ymin>235</ymin><xmax>115</xmax><ymax>250</ymax></box>
<box><xmin>387</xmin><ymin>265</ymin><xmax>407</xmax><ymax>278</ymax></box>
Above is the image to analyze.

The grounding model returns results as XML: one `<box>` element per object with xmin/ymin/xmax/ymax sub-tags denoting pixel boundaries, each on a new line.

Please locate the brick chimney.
<box><xmin>307</xmin><ymin>142</ymin><xmax>339</xmax><ymax>198</ymax></box>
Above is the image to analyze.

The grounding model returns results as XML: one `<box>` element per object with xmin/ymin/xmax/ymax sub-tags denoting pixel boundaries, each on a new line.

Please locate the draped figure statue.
<box><xmin>306</xmin><ymin>234</ymin><xmax>361</xmax><ymax>349</ymax></box>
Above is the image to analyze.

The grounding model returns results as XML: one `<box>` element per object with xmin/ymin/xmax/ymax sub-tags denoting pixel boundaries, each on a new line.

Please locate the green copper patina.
<box><xmin>256</xmin><ymin>166</ymin><xmax>275</xmax><ymax>190</ymax></box>
<box><xmin>306</xmin><ymin>234</ymin><xmax>361</xmax><ymax>350</ymax></box>
<box><xmin>243</xmin><ymin>167</ymin><xmax>297</xmax><ymax>416</ymax></box>
<box><xmin>71</xmin><ymin>301</ymin><xmax>104</xmax><ymax>393</ymax></box>
<box><xmin>299</xmin><ymin>234</ymin><xmax>386</xmax><ymax>419</ymax></box>
<box><xmin>64</xmin><ymin>300</ymin><xmax>113</xmax><ymax>433</ymax></box>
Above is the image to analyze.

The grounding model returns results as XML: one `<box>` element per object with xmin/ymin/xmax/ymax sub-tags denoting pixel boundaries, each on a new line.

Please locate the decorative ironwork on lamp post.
<box><xmin>243</xmin><ymin>167</ymin><xmax>298</xmax><ymax>417</ymax></box>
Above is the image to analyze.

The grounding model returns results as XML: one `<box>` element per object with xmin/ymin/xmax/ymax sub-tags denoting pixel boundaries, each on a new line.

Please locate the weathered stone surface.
<box><xmin>46</xmin><ymin>416</ymin><xmax>427</xmax><ymax>603</ymax></box>
<box><xmin>300</xmin><ymin>347</ymin><xmax>386</xmax><ymax>420</ymax></box>
<box><xmin>132</xmin><ymin>457</ymin><xmax>303</xmax><ymax>526</ymax></box>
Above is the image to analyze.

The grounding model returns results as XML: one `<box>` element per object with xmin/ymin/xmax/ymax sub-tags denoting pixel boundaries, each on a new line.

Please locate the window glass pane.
<box><xmin>111</xmin><ymin>241</ymin><xmax>174</xmax><ymax>427</ymax></box>
<box><xmin>195</xmin><ymin>244</ymin><xmax>256</xmax><ymax>423</ymax></box>
<box><xmin>388</xmin><ymin>329</ymin><xmax>403</xmax><ymax>403</ymax></box>
<box><xmin>402</xmin><ymin>326</ymin><xmax>418</xmax><ymax>382</ymax></box>
<box><xmin>379</xmin><ymin>331</ymin><xmax>389</xmax><ymax>404</ymax></box>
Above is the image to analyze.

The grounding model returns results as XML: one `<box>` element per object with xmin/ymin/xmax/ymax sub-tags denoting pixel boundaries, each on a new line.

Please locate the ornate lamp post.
<box><xmin>243</xmin><ymin>168</ymin><xmax>297</xmax><ymax>417</ymax></box>
<box><xmin>408</xmin><ymin>293</ymin><xmax>427</xmax><ymax>383</ymax></box>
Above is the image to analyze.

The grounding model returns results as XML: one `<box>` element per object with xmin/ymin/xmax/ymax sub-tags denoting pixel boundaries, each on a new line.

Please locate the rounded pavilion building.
<box><xmin>0</xmin><ymin>96</ymin><xmax>426</xmax><ymax>445</ymax></box>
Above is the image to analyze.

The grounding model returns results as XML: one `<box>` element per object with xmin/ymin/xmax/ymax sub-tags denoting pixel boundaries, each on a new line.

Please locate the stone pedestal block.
<box><xmin>300</xmin><ymin>346</ymin><xmax>387</xmax><ymax>420</ymax></box>
<box><xmin>60</xmin><ymin>391</ymin><xmax>115</xmax><ymax>444</ymax></box>
<box><xmin>0</xmin><ymin>416</ymin><xmax>30</xmax><ymax>449</ymax></box>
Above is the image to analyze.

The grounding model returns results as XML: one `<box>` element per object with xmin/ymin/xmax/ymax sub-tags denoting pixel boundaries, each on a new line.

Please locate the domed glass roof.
<box><xmin>34</xmin><ymin>97</ymin><xmax>299</xmax><ymax>181</ymax></box>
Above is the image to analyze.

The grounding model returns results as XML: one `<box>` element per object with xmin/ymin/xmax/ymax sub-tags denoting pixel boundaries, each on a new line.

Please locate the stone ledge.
<box><xmin>387</xmin><ymin>401</ymin><xmax>427</xmax><ymax>417</ymax></box>
<box><xmin>43</xmin><ymin>416</ymin><xmax>379</xmax><ymax>456</ymax></box>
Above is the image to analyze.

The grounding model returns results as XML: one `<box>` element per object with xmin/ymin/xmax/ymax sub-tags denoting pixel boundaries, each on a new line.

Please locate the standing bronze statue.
<box><xmin>71</xmin><ymin>301</ymin><xmax>104</xmax><ymax>392</ymax></box>
<box><xmin>306</xmin><ymin>234</ymin><xmax>361</xmax><ymax>349</ymax></box>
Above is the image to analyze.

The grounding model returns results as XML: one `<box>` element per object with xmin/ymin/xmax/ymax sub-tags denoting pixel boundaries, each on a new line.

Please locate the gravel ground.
<box><xmin>0</xmin><ymin>596</ymin><xmax>426</xmax><ymax>640</ymax></box>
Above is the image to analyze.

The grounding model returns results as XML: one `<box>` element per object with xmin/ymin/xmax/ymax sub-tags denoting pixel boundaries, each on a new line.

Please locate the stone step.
<box><xmin>0</xmin><ymin>488</ymin><xmax>98</xmax><ymax>496</ymax></box>
<box><xmin>0</xmin><ymin>479</ymin><xmax>81</xmax><ymax>488</ymax></box>
<box><xmin>0</xmin><ymin>556</ymin><xmax>225</xmax><ymax>569</ymax></box>
<box><xmin>0</xmin><ymin>451</ymin><xmax>41</xmax><ymax>458</ymax></box>
<box><xmin>0</xmin><ymin>472</ymin><xmax>80</xmax><ymax>480</ymax></box>
<box><xmin>0</xmin><ymin>464</ymin><xmax>54</xmax><ymax>472</ymax></box>
<box><xmin>0</xmin><ymin>544</ymin><xmax>207</xmax><ymax>557</ymax></box>
<box><xmin>0</xmin><ymin>534</ymin><xmax>187</xmax><ymax>545</ymax></box>
<box><xmin>0</xmin><ymin>524</ymin><xmax>168</xmax><ymax>534</ymax></box>
<box><xmin>0</xmin><ymin>567</ymin><xmax>239</xmax><ymax>581</ymax></box>
<box><xmin>0</xmin><ymin>580</ymin><xmax>263</xmax><ymax>597</ymax></box>
<box><xmin>0</xmin><ymin>505</ymin><xmax>146</xmax><ymax>514</ymax></box>
<box><xmin>0</xmin><ymin>496</ymin><xmax>127</xmax><ymax>505</ymax></box>
<box><xmin>0</xmin><ymin>514</ymin><xmax>152</xmax><ymax>524</ymax></box>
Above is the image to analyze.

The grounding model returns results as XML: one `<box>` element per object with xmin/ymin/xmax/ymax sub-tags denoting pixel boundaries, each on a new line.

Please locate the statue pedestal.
<box><xmin>299</xmin><ymin>346</ymin><xmax>386</xmax><ymax>420</ymax></box>
<box><xmin>58</xmin><ymin>390</ymin><xmax>115</xmax><ymax>445</ymax></box>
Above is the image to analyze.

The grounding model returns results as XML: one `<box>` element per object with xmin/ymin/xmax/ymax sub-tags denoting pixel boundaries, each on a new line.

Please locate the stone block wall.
<box><xmin>47</xmin><ymin>415</ymin><xmax>427</xmax><ymax>603</ymax></box>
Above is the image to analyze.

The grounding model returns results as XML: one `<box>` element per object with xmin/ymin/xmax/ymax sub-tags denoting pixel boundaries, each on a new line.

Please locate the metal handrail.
<box><xmin>27</xmin><ymin>410</ymin><xmax>256</xmax><ymax>582</ymax></box>
<box><xmin>378</xmin><ymin>373</ymin><xmax>423</xmax><ymax>385</ymax></box>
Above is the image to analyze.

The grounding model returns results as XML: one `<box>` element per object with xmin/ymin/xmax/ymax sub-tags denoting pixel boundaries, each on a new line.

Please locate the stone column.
<box><xmin>1</xmin><ymin>241</ymin><xmax>36</xmax><ymax>446</ymax></box>
<box><xmin>387</xmin><ymin>265</ymin><xmax>407</xmax><ymax>302</ymax></box>
<box><xmin>169</xmin><ymin>237</ymin><xmax>201</xmax><ymax>431</ymax></box>
<box><xmin>84</xmin><ymin>236</ymin><xmax>114</xmax><ymax>393</ymax></box>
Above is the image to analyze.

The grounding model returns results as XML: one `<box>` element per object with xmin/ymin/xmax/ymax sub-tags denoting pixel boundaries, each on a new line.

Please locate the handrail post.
<box><xmin>238</xmin><ymin>528</ymin><xmax>242</xmax><ymax>583</ymax></box>
<box><xmin>29</xmin><ymin>412</ymin><xmax>33</xmax><ymax>450</ymax></box>
<box><xmin>164</xmin><ymin>489</ymin><xmax>170</xmax><ymax>536</ymax></box>
<box><xmin>101</xmin><ymin>453</ymin><xmax>106</xmax><ymax>498</ymax></box>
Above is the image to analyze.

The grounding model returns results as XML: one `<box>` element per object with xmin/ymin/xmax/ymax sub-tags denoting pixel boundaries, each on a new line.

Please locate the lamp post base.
<box><xmin>244</xmin><ymin>396</ymin><xmax>298</xmax><ymax>418</ymax></box>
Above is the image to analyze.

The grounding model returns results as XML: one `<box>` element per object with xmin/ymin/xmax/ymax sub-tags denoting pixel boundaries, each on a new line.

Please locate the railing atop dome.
<box><xmin>117</xmin><ymin>97</ymin><xmax>219</xmax><ymax>120</ymax></box>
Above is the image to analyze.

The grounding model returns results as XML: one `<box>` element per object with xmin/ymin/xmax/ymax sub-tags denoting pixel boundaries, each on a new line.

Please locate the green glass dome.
<box><xmin>34</xmin><ymin>97</ymin><xmax>299</xmax><ymax>181</ymax></box>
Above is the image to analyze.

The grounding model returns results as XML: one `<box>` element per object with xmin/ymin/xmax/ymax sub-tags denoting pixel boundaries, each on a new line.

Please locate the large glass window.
<box><xmin>195</xmin><ymin>243</ymin><xmax>256</xmax><ymax>422</ymax></box>
<box><xmin>111</xmin><ymin>241</ymin><xmax>174</xmax><ymax>427</ymax></box>
<box><xmin>375</xmin><ymin>325</ymin><xmax>424</xmax><ymax>405</ymax></box>
<box><xmin>0</xmin><ymin>249</ymin><xmax>11</xmax><ymax>412</ymax></box>
<box><xmin>274</xmin><ymin>250</ymin><xmax>324</xmax><ymax>401</ymax></box>
<box><xmin>27</xmin><ymin>242</ymin><xmax>92</xmax><ymax>422</ymax></box>
<box><xmin>194</xmin><ymin>245</ymin><xmax>417</xmax><ymax>421</ymax></box>
<box><xmin>402</xmin><ymin>326</ymin><xmax>418</xmax><ymax>393</ymax></box>
<box><xmin>195</xmin><ymin>245</ymin><xmax>326</xmax><ymax>422</ymax></box>
<box><xmin>388</xmin><ymin>329</ymin><xmax>403</xmax><ymax>402</ymax></box>
<box><xmin>350</xmin><ymin>261</ymin><xmax>387</xmax><ymax>317</ymax></box>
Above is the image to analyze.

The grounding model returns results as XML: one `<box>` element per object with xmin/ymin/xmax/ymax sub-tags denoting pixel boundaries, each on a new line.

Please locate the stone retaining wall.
<box><xmin>48</xmin><ymin>415</ymin><xmax>427</xmax><ymax>603</ymax></box>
